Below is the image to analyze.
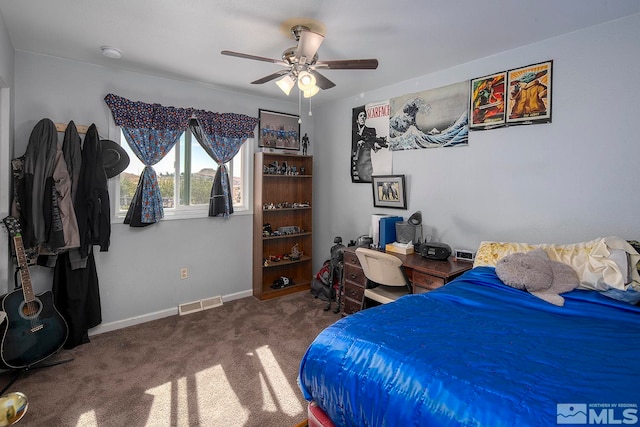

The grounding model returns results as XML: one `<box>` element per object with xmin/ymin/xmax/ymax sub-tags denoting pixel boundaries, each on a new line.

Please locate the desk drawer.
<box><xmin>343</xmin><ymin>264</ymin><xmax>365</xmax><ymax>285</ymax></box>
<box><xmin>343</xmin><ymin>280</ymin><xmax>365</xmax><ymax>302</ymax></box>
<box><xmin>344</xmin><ymin>251</ymin><xmax>361</xmax><ymax>267</ymax></box>
<box><xmin>342</xmin><ymin>297</ymin><xmax>362</xmax><ymax>315</ymax></box>
<box><xmin>412</xmin><ymin>271</ymin><xmax>445</xmax><ymax>291</ymax></box>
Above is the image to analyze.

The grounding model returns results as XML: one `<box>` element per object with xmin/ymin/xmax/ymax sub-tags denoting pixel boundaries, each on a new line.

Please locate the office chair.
<box><xmin>355</xmin><ymin>247</ymin><xmax>412</xmax><ymax>308</ymax></box>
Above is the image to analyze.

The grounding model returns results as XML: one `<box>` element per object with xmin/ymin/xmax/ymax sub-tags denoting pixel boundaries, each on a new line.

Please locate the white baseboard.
<box><xmin>88</xmin><ymin>289</ymin><xmax>253</xmax><ymax>336</ymax></box>
<box><xmin>88</xmin><ymin>307</ymin><xmax>177</xmax><ymax>336</ymax></box>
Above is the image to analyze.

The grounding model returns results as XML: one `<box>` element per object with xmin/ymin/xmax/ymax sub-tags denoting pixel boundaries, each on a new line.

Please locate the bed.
<box><xmin>298</xmin><ymin>240</ymin><xmax>640</xmax><ymax>427</ymax></box>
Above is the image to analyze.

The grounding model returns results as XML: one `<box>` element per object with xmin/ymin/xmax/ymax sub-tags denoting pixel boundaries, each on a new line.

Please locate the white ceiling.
<box><xmin>1</xmin><ymin>0</ymin><xmax>639</xmax><ymax>104</ymax></box>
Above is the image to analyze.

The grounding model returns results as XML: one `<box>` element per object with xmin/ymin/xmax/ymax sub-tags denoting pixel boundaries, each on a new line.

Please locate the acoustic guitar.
<box><xmin>1</xmin><ymin>216</ymin><xmax>68</xmax><ymax>369</ymax></box>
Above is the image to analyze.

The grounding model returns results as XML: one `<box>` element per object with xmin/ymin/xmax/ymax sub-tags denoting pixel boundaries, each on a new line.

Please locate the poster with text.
<box><xmin>506</xmin><ymin>60</ymin><xmax>552</xmax><ymax>125</ymax></box>
<box><xmin>351</xmin><ymin>100</ymin><xmax>392</xmax><ymax>183</ymax></box>
<box><xmin>469</xmin><ymin>71</ymin><xmax>506</xmax><ymax>130</ymax></box>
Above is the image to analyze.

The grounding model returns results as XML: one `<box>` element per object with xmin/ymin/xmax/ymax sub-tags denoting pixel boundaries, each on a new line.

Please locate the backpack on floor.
<box><xmin>310</xmin><ymin>260</ymin><xmax>337</xmax><ymax>302</ymax></box>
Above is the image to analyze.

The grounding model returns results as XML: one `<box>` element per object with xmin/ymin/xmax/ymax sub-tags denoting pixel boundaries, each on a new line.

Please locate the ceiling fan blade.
<box><xmin>251</xmin><ymin>70</ymin><xmax>291</xmax><ymax>84</ymax></box>
<box><xmin>295</xmin><ymin>30</ymin><xmax>324</xmax><ymax>65</ymax></box>
<box><xmin>314</xmin><ymin>59</ymin><xmax>379</xmax><ymax>70</ymax></box>
<box><xmin>221</xmin><ymin>50</ymin><xmax>287</xmax><ymax>66</ymax></box>
<box><xmin>310</xmin><ymin>70</ymin><xmax>336</xmax><ymax>90</ymax></box>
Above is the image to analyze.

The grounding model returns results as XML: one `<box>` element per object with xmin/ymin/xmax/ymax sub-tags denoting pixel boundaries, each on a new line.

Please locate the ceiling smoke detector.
<box><xmin>101</xmin><ymin>46</ymin><xmax>122</xmax><ymax>59</ymax></box>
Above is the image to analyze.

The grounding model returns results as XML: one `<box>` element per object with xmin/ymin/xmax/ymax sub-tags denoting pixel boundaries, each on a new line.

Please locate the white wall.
<box><xmin>0</xmin><ymin>11</ymin><xmax>12</xmax><ymax>84</ymax></box>
<box><xmin>312</xmin><ymin>14</ymin><xmax>640</xmax><ymax>264</ymax></box>
<box><xmin>12</xmin><ymin>52</ymin><xmax>304</xmax><ymax>332</ymax></box>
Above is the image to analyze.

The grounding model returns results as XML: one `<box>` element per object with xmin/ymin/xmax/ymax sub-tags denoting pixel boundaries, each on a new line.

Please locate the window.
<box><xmin>116</xmin><ymin>129</ymin><xmax>251</xmax><ymax>219</ymax></box>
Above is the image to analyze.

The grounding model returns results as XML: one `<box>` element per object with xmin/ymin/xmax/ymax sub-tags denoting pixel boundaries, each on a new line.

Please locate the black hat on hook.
<box><xmin>101</xmin><ymin>139</ymin><xmax>130</xmax><ymax>178</ymax></box>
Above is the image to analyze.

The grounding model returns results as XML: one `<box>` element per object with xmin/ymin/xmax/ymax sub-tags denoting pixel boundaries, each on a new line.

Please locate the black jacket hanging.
<box><xmin>21</xmin><ymin>118</ymin><xmax>61</xmax><ymax>250</ymax></box>
<box><xmin>53</xmin><ymin>122</ymin><xmax>107</xmax><ymax>349</ymax></box>
<box><xmin>53</xmin><ymin>248</ymin><xmax>102</xmax><ymax>349</ymax></box>
<box><xmin>75</xmin><ymin>124</ymin><xmax>110</xmax><ymax>257</ymax></box>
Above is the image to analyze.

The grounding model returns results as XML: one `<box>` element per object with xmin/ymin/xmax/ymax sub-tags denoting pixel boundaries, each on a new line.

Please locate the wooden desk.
<box><xmin>340</xmin><ymin>246</ymin><xmax>473</xmax><ymax>316</ymax></box>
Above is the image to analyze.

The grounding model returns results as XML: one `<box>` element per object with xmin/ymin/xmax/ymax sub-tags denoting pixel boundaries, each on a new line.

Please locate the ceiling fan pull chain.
<box><xmin>309</xmin><ymin>96</ymin><xmax>313</xmax><ymax>116</ymax></box>
<box><xmin>298</xmin><ymin>90</ymin><xmax>302</xmax><ymax>124</ymax></box>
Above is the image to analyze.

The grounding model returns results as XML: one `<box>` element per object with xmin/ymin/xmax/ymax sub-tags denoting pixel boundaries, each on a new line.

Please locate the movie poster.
<box><xmin>469</xmin><ymin>71</ymin><xmax>506</xmax><ymax>130</ymax></box>
<box><xmin>351</xmin><ymin>100</ymin><xmax>392</xmax><ymax>183</ymax></box>
<box><xmin>506</xmin><ymin>60</ymin><xmax>552</xmax><ymax>125</ymax></box>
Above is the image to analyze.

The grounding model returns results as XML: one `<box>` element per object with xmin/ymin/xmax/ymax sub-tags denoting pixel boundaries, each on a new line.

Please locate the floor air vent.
<box><xmin>179</xmin><ymin>296</ymin><xmax>223</xmax><ymax>316</ymax></box>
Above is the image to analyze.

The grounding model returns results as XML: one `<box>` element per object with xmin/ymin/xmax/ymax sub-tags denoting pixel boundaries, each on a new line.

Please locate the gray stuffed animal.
<box><xmin>495</xmin><ymin>248</ymin><xmax>580</xmax><ymax>306</ymax></box>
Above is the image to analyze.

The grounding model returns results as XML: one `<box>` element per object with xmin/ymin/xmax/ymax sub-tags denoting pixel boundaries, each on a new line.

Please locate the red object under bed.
<box><xmin>307</xmin><ymin>401</ymin><xmax>335</xmax><ymax>427</ymax></box>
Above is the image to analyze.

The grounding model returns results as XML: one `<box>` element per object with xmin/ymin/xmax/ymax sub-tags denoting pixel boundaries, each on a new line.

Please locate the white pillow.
<box><xmin>608</xmin><ymin>249</ymin><xmax>630</xmax><ymax>284</ymax></box>
<box><xmin>474</xmin><ymin>237</ymin><xmax>640</xmax><ymax>292</ymax></box>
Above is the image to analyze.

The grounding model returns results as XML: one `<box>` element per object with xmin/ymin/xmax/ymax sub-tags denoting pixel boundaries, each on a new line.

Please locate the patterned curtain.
<box><xmin>189</xmin><ymin>110</ymin><xmax>258</xmax><ymax>217</ymax></box>
<box><xmin>104</xmin><ymin>94</ymin><xmax>193</xmax><ymax>226</ymax></box>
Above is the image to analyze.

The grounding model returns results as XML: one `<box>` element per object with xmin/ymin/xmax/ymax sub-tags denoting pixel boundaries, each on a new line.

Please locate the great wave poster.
<box><xmin>388</xmin><ymin>81</ymin><xmax>469</xmax><ymax>150</ymax></box>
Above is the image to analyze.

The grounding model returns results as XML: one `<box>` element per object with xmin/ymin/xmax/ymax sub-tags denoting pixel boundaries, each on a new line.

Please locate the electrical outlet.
<box><xmin>180</xmin><ymin>268</ymin><xmax>188</xmax><ymax>280</ymax></box>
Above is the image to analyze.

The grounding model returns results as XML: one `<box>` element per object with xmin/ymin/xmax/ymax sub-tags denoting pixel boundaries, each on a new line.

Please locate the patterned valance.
<box><xmin>193</xmin><ymin>110</ymin><xmax>258</xmax><ymax>140</ymax></box>
<box><xmin>104</xmin><ymin>93</ymin><xmax>194</xmax><ymax>130</ymax></box>
<box><xmin>105</xmin><ymin>94</ymin><xmax>259</xmax><ymax>137</ymax></box>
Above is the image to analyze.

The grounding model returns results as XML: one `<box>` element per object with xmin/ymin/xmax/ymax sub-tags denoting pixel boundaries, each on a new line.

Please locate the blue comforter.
<box><xmin>298</xmin><ymin>267</ymin><xmax>640</xmax><ymax>426</ymax></box>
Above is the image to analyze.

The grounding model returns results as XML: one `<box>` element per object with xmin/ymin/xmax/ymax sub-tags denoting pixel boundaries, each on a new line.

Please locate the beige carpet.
<box><xmin>0</xmin><ymin>291</ymin><xmax>340</xmax><ymax>426</ymax></box>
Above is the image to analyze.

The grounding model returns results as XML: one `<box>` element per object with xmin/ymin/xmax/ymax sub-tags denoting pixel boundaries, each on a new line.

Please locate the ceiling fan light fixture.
<box><xmin>303</xmin><ymin>85</ymin><xmax>320</xmax><ymax>98</ymax></box>
<box><xmin>276</xmin><ymin>75</ymin><xmax>296</xmax><ymax>96</ymax></box>
<box><xmin>297</xmin><ymin>71</ymin><xmax>316</xmax><ymax>91</ymax></box>
<box><xmin>222</xmin><ymin>19</ymin><xmax>379</xmax><ymax>96</ymax></box>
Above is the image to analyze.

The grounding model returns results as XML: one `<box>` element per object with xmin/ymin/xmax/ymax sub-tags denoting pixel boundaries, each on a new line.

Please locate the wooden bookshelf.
<box><xmin>253</xmin><ymin>152</ymin><xmax>313</xmax><ymax>300</ymax></box>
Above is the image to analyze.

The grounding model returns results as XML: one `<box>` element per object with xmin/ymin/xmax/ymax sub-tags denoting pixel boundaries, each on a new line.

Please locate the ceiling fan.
<box><xmin>221</xmin><ymin>22</ymin><xmax>378</xmax><ymax>97</ymax></box>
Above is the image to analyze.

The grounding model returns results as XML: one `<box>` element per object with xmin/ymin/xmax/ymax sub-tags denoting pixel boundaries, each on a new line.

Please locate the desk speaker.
<box><xmin>417</xmin><ymin>242</ymin><xmax>451</xmax><ymax>260</ymax></box>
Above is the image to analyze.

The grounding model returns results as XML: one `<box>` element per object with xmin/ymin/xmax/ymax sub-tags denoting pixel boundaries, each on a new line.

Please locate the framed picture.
<box><xmin>469</xmin><ymin>71</ymin><xmax>507</xmax><ymax>130</ymax></box>
<box><xmin>371</xmin><ymin>175</ymin><xmax>407</xmax><ymax>209</ymax></box>
<box><xmin>258</xmin><ymin>109</ymin><xmax>300</xmax><ymax>150</ymax></box>
<box><xmin>506</xmin><ymin>60</ymin><xmax>552</xmax><ymax>126</ymax></box>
